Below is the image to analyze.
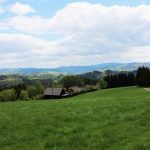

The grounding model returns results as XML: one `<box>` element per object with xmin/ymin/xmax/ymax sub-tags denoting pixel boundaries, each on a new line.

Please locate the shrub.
<box><xmin>14</xmin><ymin>83</ymin><xmax>26</xmax><ymax>99</ymax></box>
<box><xmin>20</xmin><ymin>90</ymin><xmax>29</xmax><ymax>101</ymax></box>
<box><xmin>27</xmin><ymin>86</ymin><xmax>38</xmax><ymax>98</ymax></box>
<box><xmin>35</xmin><ymin>81</ymin><xmax>44</xmax><ymax>94</ymax></box>
<box><xmin>99</xmin><ymin>80</ymin><xmax>108</xmax><ymax>89</ymax></box>
<box><xmin>0</xmin><ymin>89</ymin><xmax>17</xmax><ymax>102</ymax></box>
<box><xmin>27</xmin><ymin>82</ymin><xmax>44</xmax><ymax>99</ymax></box>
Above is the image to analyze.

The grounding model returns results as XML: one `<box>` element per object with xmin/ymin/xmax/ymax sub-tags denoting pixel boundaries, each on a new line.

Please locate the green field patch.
<box><xmin>0</xmin><ymin>87</ymin><xmax>150</xmax><ymax>150</ymax></box>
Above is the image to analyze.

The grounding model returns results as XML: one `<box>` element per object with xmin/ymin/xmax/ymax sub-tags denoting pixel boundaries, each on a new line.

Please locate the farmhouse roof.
<box><xmin>44</xmin><ymin>88</ymin><xmax>64</xmax><ymax>96</ymax></box>
<box><xmin>69</xmin><ymin>86</ymin><xmax>85</xmax><ymax>93</ymax></box>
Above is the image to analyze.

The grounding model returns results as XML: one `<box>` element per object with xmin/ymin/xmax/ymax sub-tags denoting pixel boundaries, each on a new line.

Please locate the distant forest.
<box><xmin>104</xmin><ymin>67</ymin><xmax>150</xmax><ymax>88</ymax></box>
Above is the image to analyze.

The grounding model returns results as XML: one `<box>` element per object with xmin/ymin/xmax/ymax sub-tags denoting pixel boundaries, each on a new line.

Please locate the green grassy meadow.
<box><xmin>0</xmin><ymin>87</ymin><xmax>150</xmax><ymax>150</ymax></box>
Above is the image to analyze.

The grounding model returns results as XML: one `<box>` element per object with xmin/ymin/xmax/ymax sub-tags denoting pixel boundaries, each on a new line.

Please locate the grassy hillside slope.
<box><xmin>0</xmin><ymin>87</ymin><xmax>150</xmax><ymax>150</ymax></box>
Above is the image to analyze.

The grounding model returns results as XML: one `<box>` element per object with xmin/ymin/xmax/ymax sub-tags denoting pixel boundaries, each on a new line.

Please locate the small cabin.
<box><xmin>43</xmin><ymin>88</ymin><xmax>66</xmax><ymax>99</ymax></box>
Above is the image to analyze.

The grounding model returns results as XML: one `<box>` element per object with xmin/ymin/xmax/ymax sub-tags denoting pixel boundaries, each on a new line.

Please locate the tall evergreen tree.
<box><xmin>136</xmin><ymin>67</ymin><xmax>150</xmax><ymax>87</ymax></box>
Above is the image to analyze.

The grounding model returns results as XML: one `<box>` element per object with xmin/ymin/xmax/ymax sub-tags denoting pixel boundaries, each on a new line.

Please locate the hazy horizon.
<box><xmin>0</xmin><ymin>61</ymin><xmax>150</xmax><ymax>69</ymax></box>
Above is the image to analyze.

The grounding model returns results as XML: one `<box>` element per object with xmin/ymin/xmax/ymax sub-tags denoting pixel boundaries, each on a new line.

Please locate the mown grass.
<box><xmin>0</xmin><ymin>87</ymin><xmax>150</xmax><ymax>150</ymax></box>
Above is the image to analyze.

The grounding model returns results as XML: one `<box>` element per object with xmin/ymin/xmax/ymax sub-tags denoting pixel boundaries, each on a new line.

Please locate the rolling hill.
<box><xmin>0</xmin><ymin>87</ymin><xmax>150</xmax><ymax>150</ymax></box>
<box><xmin>0</xmin><ymin>62</ymin><xmax>150</xmax><ymax>74</ymax></box>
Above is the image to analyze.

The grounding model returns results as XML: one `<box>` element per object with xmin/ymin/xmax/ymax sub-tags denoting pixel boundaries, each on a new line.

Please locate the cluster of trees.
<box><xmin>81</xmin><ymin>71</ymin><xmax>103</xmax><ymax>80</ymax></box>
<box><xmin>104</xmin><ymin>72</ymin><xmax>136</xmax><ymax>88</ymax></box>
<box><xmin>104</xmin><ymin>67</ymin><xmax>150</xmax><ymax>88</ymax></box>
<box><xmin>61</xmin><ymin>75</ymin><xmax>98</xmax><ymax>88</ymax></box>
<box><xmin>0</xmin><ymin>81</ymin><xmax>44</xmax><ymax>102</ymax></box>
<box><xmin>61</xmin><ymin>76</ymin><xmax>85</xmax><ymax>88</ymax></box>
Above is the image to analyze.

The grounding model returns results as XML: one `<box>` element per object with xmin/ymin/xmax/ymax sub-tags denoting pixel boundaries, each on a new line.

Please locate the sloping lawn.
<box><xmin>0</xmin><ymin>87</ymin><xmax>150</xmax><ymax>150</ymax></box>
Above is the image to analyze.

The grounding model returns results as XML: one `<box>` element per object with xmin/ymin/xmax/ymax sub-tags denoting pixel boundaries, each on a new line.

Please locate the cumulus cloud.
<box><xmin>0</xmin><ymin>2</ymin><xmax>150</xmax><ymax>67</ymax></box>
<box><xmin>8</xmin><ymin>2</ymin><xmax>35</xmax><ymax>15</ymax></box>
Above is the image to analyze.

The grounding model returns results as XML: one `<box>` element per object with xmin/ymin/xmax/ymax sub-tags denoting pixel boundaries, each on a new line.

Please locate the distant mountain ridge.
<box><xmin>0</xmin><ymin>62</ymin><xmax>150</xmax><ymax>74</ymax></box>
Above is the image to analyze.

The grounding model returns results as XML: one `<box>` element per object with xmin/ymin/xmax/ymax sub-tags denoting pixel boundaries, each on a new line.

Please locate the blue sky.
<box><xmin>2</xmin><ymin>0</ymin><xmax>150</xmax><ymax>17</ymax></box>
<box><xmin>0</xmin><ymin>0</ymin><xmax>150</xmax><ymax>68</ymax></box>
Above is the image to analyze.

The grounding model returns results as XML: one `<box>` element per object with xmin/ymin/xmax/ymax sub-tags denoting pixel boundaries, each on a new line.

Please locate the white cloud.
<box><xmin>0</xmin><ymin>2</ymin><xmax>150</xmax><ymax>67</ymax></box>
<box><xmin>3</xmin><ymin>16</ymin><xmax>50</xmax><ymax>33</ymax></box>
<box><xmin>8</xmin><ymin>2</ymin><xmax>35</xmax><ymax>15</ymax></box>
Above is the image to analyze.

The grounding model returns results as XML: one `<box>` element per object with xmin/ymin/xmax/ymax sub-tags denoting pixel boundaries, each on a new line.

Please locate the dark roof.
<box><xmin>69</xmin><ymin>86</ymin><xmax>85</xmax><ymax>93</ymax></box>
<box><xmin>44</xmin><ymin>88</ymin><xmax>64</xmax><ymax>96</ymax></box>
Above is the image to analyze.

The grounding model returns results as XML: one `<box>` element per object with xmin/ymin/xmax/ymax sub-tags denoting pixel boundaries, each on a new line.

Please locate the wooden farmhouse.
<box><xmin>43</xmin><ymin>88</ymin><xmax>67</xmax><ymax>99</ymax></box>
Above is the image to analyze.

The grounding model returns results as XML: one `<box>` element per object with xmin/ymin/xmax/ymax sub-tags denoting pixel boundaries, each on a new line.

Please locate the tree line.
<box><xmin>104</xmin><ymin>67</ymin><xmax>150</xmax><ymax>88</ymax></box>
